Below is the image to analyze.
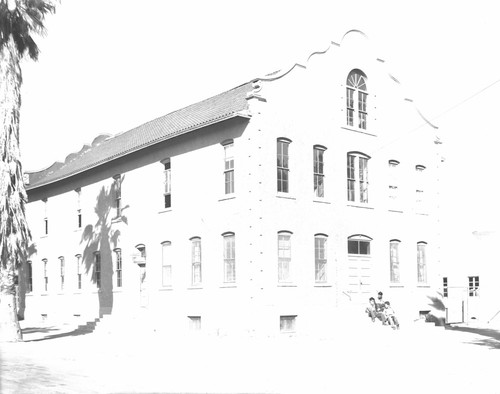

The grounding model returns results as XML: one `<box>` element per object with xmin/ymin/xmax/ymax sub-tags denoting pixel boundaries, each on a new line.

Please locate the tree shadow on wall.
<box><xmin>426</xmin><ymin>293</ymin><xmax>446</xmax><ymax>326</ymax></box>
<box><xmin>445</xmin><ymin>326</ymin><xmax>500</xmax><ymax>349</ymax></box>
<box><xmin>17</xmin><ymin>242</ymin><xmax>38</xmax><ymax>320</ymax></box>
<box><xmin>80</xmin><ymin>180</ymin><xmax>128</xmax><ymax>317</ymax></box>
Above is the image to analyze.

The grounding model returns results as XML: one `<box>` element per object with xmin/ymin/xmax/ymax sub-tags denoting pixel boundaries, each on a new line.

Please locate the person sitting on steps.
<box><xmin>384</xmin><ymin>301</ymin><xmax>400</xmax><ymax>330</ymax></box>
<box><xmin>366</xmin><ymin>297</ymin><xmax>386</xmax><ymax>324</ymax></box>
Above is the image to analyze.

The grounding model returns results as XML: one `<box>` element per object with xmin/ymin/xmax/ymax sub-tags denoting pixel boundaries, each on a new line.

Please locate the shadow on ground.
<box><xmin>22</xmin><ymin>327</ymin><xmax>92</xmax><ymax>342</ymax></box>
<box><xmin>445</xmin><ymin>325</ymin><xmax>500</xmax><ymax>349</ymax></box>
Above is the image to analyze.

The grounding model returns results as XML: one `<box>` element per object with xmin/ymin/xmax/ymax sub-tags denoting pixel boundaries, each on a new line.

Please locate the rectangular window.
<box><xmin>59</xmin><ymin>257</ymin><xmax>65</xmax><ymax>290</ymax></box>
<box><xmin>313</xmin><ymin>147</ymin><xmax>325</xmax><ymax>198</ymax></box>
<box><xmin>188</xmin><ymin>316</ymin><xmax>201</xmax><ymax>331</ymax></box>
<box><xmin>348</xmin><ymin>239</ymin><xmax>371</xmax><ymax>255</ymax></box>
<box><xmin>346</xmin><ymin>88</ymin><xmax>354</xmax><ymax>126</ymax></box>
<box><xmin>315</xmin><ymin>236</ymin><xmax>327</xmax><ymax>283</ymax></box>
<box><xmin>358</xmin><ymin>91</ymin><xmax>367</xmax><ymax>129</ymax></box>
<box><xmin>27</xmin><ymin>261</ymin><xmax>33</xmax><ymax>293</ymax></box>
<box><xmin>191</xmin><ymin>238</ymin><xmax>202</xmax><ymax>286</ymax></box>
<box><xmin>390</xmin><ymin>241</ymin><xmax>400</xmax><ymax>283</ymax></box>
<box><xmin>43</xmin><ymin>259</ymin><xmax>48</xmax><ymax>291</ymax></box>
<box><xmin>94</xmin><ymin>252</ymin><xmax>101</xmax><ymax>289</ymax></box>
<box><xmin>280</xmin><ymin>315</ymin><xmax>297</xmax><ymax>333</ymax></box>
<box><xmin>223</xmin><ymin>234</ymin><xmax>236</xmax><ymax>283</ymax></box>
<box><xmin>44</xmin><ymin>218</ymin><xmax>48</xmax><ymax>235</ymax></box>
<box><xmin>468</xmin><ymin>276</ymin><xmax>479</xmax><ymax>297</ymax></box>
<box><xmin>417</xmin><ymin>243</ymin><xmax>427</xmax><ymax>283</ymax></box>
<box><xmin>224</xmin><ymin>143</ymin><xmax>234</xmax><ymax>194</ymax></box>
<box><xmin>347</xmin><ymin>154</ymin><xmax>369</xmax><ymax>203</ymax></box>
<box><xmin>359</xmin><ymin>157</ymin><xmax>368</xmax><ymax>203</ymax></box>
<box><xmin>76</xmin><ymin>254</ymin><xmax>82</xmax><ymax>290</ymax></box>
<box><xmin>162</xmin><ymin>242</ymin><xmax>172</xmax><ymax>287</ymax></box>
<box><xmin>277</xmin><ymin>139</ymin><xmax>290</xmax><ymax>193</ymax></box>
<box><xmin>164</xmin><ymin>161</ymin><xmax>171</xmax><ymax>209</ymax></box>
<box><xmin>278</xmin><ymin>233</ymin><xmax>291</xmax><ymax>283</ymax></box>
<box><xmin>114</xmin><ymin>175</ymin><xmax>122</xmax><ymax>218</ymax></box>
<box><xmin>443</xmin><ymin>277</ymin><xmax>448</xmax><ymax>298</ymax></box>
<box><xmin>347</xmin><ymin>155</ymin><xmax>355</xmax><ymax>201</ymax></box>
<box><xmin>115</xmin><ymin>249</ymin><xmax>122</xmax><ymax>288</ymax></box>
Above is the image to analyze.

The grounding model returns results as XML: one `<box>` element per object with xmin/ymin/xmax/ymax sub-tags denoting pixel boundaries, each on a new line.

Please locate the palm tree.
<box><xmin>0</xmin><ymin>0</ymin><xmax>56</xmax><ymax>342</ymax></box>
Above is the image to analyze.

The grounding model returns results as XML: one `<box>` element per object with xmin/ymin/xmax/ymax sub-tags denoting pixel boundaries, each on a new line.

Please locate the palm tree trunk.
<box><xmin>0</xmin><ymin>36</ymin><xmax>28</xmax><ymax>343</ymax></box>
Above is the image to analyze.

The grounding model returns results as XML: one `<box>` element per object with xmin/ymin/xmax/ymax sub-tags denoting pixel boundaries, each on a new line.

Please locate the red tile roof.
<box><xmin>27</xmin><ymin>82</ymin><xmax>254</xmax><ymax>190</ymax></box>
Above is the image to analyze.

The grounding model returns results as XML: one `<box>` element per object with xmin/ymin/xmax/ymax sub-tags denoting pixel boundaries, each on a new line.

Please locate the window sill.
<box><xmin>389</xmin><ymin>285</ymin><xmax>404</xmax><ymax>288</ymax></box>
<box><xmin>276</xmin><ymin>194</ymin><xmax>296</xmax><ymax>200</ymax></box>
<box><xmin>188</xmin><ymin>286</ymin><xmax>203</xmax><ymax>290</ymax></box>
<box><xmin>341</xmin><ymin>126</ymin><xmax>377</xmax><ymax>137</ymax></box>
<box><xmin>314</xmin><ymin>283</ymin><xmax>332</xmax><ymax>287</ymax></box>
<box><xmin>219</xmin><ymin>195</ymin><xmax>236</xmax><ymax>202</ymax></box>
<box><xmin>417</xmin><ymin>285</ymin><xmax>430</xmax><ymax>288</ymax></box>
<box><xmin>388</xmin><ymin>209</ymin><xmax>403</xmax><ymax>213</ymax></box>
<box><xmin>219</xmin><ymin>283</ymin><xmax>237</xmax><ymax>288</ymax></box>
<box><xmin>158</xmin><ymin>286</ymin><xmax>174</xmax><ymax>291</ymax></box>
<box><xmin>278</xmin><ymin>283</ymin><xmax>297</xmax><ymax>287</ymax></box>
<box><xmin>415</xmin><ymin>211</ymin><xmax>429</xmax><ymax>216</ymax></box>
<box><xmin>158</xmin><ymin>208</ymin><xmax>173</xmax><ymax>214</ymax></box>
<box><xmin>313</xmin><ymin>199</ymin><xmax>331</xmax><ymax>204</ymax></box>
<box><xmin>347</xmin><ymin>203</ymin><xmax>374</xmax><ymax>210</ymax></box>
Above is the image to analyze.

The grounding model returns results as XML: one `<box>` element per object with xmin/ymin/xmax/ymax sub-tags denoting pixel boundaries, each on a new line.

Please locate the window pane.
<box><xmin>348</xmin><ymin>240</ymin><xmax>358</xmax><ymax>254</ymax></box>
<box><xmin>359</xmin><ymin>241</ymin><xmax>370</xmax><ymax>255</ymax></box>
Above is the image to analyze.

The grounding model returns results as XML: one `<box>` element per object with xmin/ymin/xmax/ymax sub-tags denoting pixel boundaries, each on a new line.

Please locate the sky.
<box><xmin>18</xmin><ymin>0</ymin><xmax>500</xmax><ymax>230</ymax></box>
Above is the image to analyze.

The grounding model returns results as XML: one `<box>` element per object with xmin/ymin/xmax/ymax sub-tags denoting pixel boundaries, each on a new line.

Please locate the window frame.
<box><xmin>113</xmin><ymin>175</ymin><xmax>122</xmax><ymax>218</ymax></box>
<box><xmin>417</xmin><ymin>242</ymin><xmax>427</xmax><ymax>284</ymax></box>
<box><xmin>347</xmin><ymin>152</ymin><xmax>370</xmax><ymax>203</ymax></box>
<box><xmin>280</xmin><ymin>315</ymin><xmax>297</xmax><ymax>333</ymax></box>
<box><xmin>313</xmin><ymin>145</ymin><xmax>326</xmax><ymax>198</ymax></box>
<box><xmin>314</xmin><ymin>234</ymin><xmax>328</xmax><ymax>283</ymax></box>
<box><xmin>75</xmin><ymin>188</ymin><xmax>82</xmax><ymax>229</ymax></box>
<box><xmin>346</xmin><ymin>69</ymin><xmax>368</xmax><ymax>130</ymax></box>
<box><xmin>222</xmin><ymin>232</ymin><xmax>236</xmax><ymax>284</ymax></box>
<box><xmin>27</xmin><ymin>260</ymin><xmax>33</xmax><ymax>293</ymax></box>
<box><xmin>191</xmin><ymin>237</ymin><xmax>202</xmax><ymax>286</ymax></box>
<box><xmin>223</xmin><ymin>141</ymin><xmax>235</xmax><ymax>195</ymax></box>
<box><xmin>347</xmin><ymin>235</ymin><xmax>372</xmax><ymax>255</ymax></box>
<box><xmin>76</xmin><ymin>254</ymin><xmax>82</xmax><ymax>290</ymax></box>
<box><xmin>59</xmin><ymin>256</ymin><xmax>65</xmax><ymax>291</ymax></box>
<box><xmin>163</xmin><ymin>160</ymin><xmax>171</xmax><ymax>209</ymax></box>
<box><xmin>415</xmin><ymin>165</ymin><xmax>426</xmax><ymax>208</ymax></box>
<box><xmin>43</xmin><ymin>258</ymin><xmax>48</xmax><ymax>291</ymax></box>
<box><xmin>277</xmin><ymin>138</ymin><xmax>291</xmax><ymax>193</ymax></box>
<box><xmin>468</xmin><ymin>276</ymin><xmax>479</xmax><ymax>297</ymax></box>
<box><xmin>94</xmin><ymin>252</ymin><xmax>101</xmax><ymax>289</ymax></box>
<box><xmin>114</xmin><ymin>248</ymin><xmax>122</xmax><ymax>288</ymax></box>
<box><xmin>390</xmin><ymin>240</ymin><xmax>401</xmax><ymax>284</ymax></box>
<box><xmin>277</xmin><ymin>231</ymin><xmax>292</xmax><ymax>283</ymax></box>
<box><xmin>388</xmin><ymin>160</ymin><xmax>400</xmax><ymax>203</ymax></box>
<box><xmin>161</xmin><ymin>241</ymin><xmax>173</xmax><ymax>287</ymax></box>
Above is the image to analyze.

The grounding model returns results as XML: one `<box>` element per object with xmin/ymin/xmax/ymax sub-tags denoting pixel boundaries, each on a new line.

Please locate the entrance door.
<box><xmin>346</xmin><ymin>256</ymin><xmax>372</xmax><ymax>302</ymax></box>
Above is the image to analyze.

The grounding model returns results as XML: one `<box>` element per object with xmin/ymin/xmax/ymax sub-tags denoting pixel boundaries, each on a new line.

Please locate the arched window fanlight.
<box><xmin>346</xmin><ymin>69</ymin><xmax>368</xmax><ymax>130</ymax></box>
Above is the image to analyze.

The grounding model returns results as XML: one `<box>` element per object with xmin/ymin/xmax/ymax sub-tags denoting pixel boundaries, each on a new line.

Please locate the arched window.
<box><xmin>348</xmin><ymin>235</ymin><xmax>372</xmax><ymax>255</ymax></box>
<box><xmin>277</xmin><ymin>231</ymin><xmax>292</xmax><ymax>283</ymax></box>
<box><xmin>347</xmin><ymin>152</ymin><xmax>370</xmax><ymax>203</ymax></box>
<box><xmin>59</xmin><ymin>256</ymin><xmax>65</xmax><ymax>291</ymax></box>
<box><xmin>75</xmin><ymin>254</ymin><xmax>82</xmax><ymax>290</ymax></box>
<box><xmin>346</xmin><ymin>69</ymin><xmax>368</xmax><ymax>130</ymax></box>
<box><xmin>390</xmin><ymin>240</ymin><xmax>401</xmax><ymax>283</ymax></box>
<box><xmin>388</xmin><ymin>160</ymin><xmax>400</xmax><ymax>203</ymax></box>
<box><xmin>417</xmin><ymin>242</ymin><xmax>427</xmax><ymax>284</ymax></box>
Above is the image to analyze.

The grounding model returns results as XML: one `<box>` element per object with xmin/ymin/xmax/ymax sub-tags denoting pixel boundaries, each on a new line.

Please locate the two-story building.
<box><xmin>19</xmin><ymin>30</ymin><xmax>442</xmax><ymax>337</ymax></box>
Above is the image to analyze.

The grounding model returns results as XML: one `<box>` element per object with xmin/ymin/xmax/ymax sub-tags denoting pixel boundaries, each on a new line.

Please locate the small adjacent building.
<box><xmin>20</xmin><ymin>31</ymin><xmax>443</xmax><ymax>336</ymax></box>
